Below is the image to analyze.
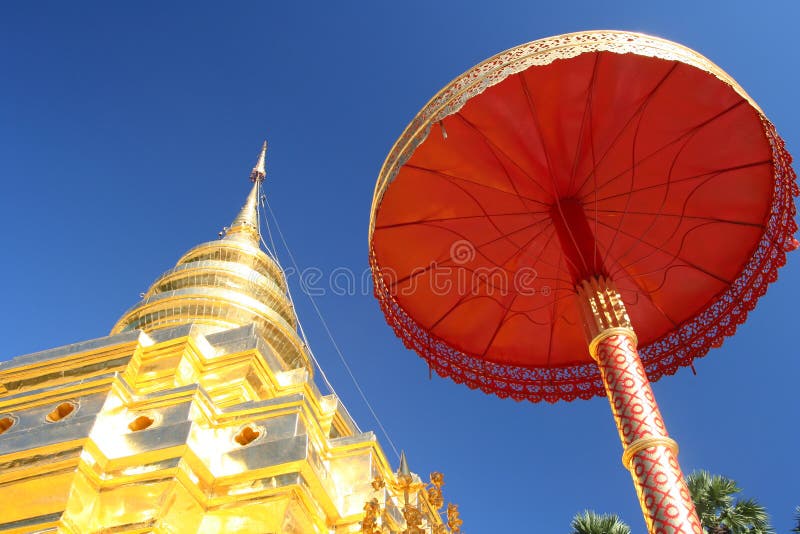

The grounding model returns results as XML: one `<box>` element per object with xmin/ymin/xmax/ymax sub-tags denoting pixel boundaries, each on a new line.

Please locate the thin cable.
<box><xmin>257</xmin><ymin>214</ymin><xmax>361</xmax><ymax>437</ymax></box>
<box><xmin>255</xmin><ymin>186</ymin><xmax>337</xmax><ymax>396</ymax></box>
<box><xmin>257</xmin><ymin>195</ymin><xmax>338</xmax><ymax>396</ymax></box>
<box><xmin>261</xmin><ymin>194</ymin><xmax>401</xmax><ymax>461</ymax></box>
<box><xmin>255</xmin><ymin>183</ymin><xmax>280</xmax><ymax>262</ymax></box>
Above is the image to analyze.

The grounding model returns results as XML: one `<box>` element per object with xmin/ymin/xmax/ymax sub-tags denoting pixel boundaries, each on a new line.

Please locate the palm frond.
<box><xmin>570</xmin><ymin>510</ymin><xmax>631</xmax><ymax>534</ymax></box>
<box><xmin>686</xmin><ymin>470</ymin><xmax>774</xmax><ymax>534</ymax></box>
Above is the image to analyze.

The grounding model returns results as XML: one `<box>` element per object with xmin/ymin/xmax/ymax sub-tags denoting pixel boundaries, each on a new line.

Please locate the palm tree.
<box><xmin>569</xmin><ymin>511</ymin><xmax>631</xmax><ymax>534</ymax></box>
<box><xmin>791</xmin><ymin>506</ymin><xmax>800</xmax><ymax>533</ymax></box>
<box><xmin>686</xmin><ymin>470</ymin><xmax>773</xmax><ymax>534</ymax></box>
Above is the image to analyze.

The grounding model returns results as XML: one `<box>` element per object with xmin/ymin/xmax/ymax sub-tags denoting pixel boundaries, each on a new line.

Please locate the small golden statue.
<box><xmin>371</xmin><ymin>476</ymin><xmax>386</xmax><ymax>492</ymax></box>
<box><xmin>447</xmin><ymin>503</ymin><xmax>463</xmax><ymax>534</ymax></box>
<box><xmin>427</xmin><ymin>472</ymin><xmax>445</xmax><ymax>510</ymax></box>
<box><xmin>360</xmin><ymin>460</ymin><xmax>463</xmax><ymax>533</ymax></box>
<box><xmin>360</xmin><ymin>498</ymin><xmax>381</xmax><ymax>534</ymax></box>
<box><xmin>403</xmin><ymin>502</ymin><xmax>424</xmax><ymax>534</ymax></box>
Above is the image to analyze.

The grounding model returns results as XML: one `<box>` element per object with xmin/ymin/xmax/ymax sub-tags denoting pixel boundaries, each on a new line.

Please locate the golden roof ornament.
<box><xmin>226</xmin><ymin>141</ymin><xmax>268</xmax><ymax>243</ymax></box>
<box><xmin>224</xmin><ymin>181</ymin><xmax>261</xmax><ymax>244</ymax></box>
<box><xmin>111</xmin><ymin>140</ymin><xmax>309</xmax><ymax>369</ymax></box>
<box><xmin>360</xmin><ymin>454</ymin><xmax>461</xmax><ymax>533</ymax></box>
<box><xmin>249</xmin><ymin>140</ymin><xmax>267</xmax><ymax>183</ymax></box>
<box><xmin>397</xmin><ymin>451</ymin><xmax>412</xmax><ymax>481</ymax></box>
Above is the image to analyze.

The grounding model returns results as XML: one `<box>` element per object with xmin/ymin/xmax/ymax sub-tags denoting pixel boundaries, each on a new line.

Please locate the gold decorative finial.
<box><xmin>360</xmin><ymin>468</ymin><xmax>459</xmax><ymax>534</ymax></box>
<box><xmin>427</xmin><ymin>472</ymin><xmax>444</xmax><ymax>510</ymax></box>
<box><xmin>446</xmin><ymin>504</ymin><xmax>462</xmax><ymax>533</ymax></box>
<box><xmin>371</xmin><ymin>476</ymin><xmax>385</xmax><ymax>492</ymax></box>
<box><xmin>224</xmin><ymin>181</ymin><xmax>260</xmax><ymax>244</ymax></box>
<box><xmin>396</xmin><ymin>450</ymin><xmax>413</xmax><ymax>489</ymax></box>
<box><xmin>250</xmin><ymin>141</ymin><xmax>267</xmax><ymax>183</ymax></box>
<box><xmin>360</xmin><ymin>499</ymin><xmax>381</xmax><ymax>534</ymax></box>
<box><xmin>225</xmin><ymin>141</ymin><xmax>268</xmax><ymax>244</ymax></box>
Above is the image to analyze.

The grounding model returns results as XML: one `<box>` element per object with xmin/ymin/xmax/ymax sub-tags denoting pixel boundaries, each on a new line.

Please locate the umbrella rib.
<box><xmin>453</xmin><ymin>113</ymin><xmax>553</xmax><ymax>212</ymax></box>
<box><xmin>518</xmin><ymin>72</ymin><xmax>559</xmax><ymax>197</ymax></box>
<box><xmin>496</xmin><ymin>226</ymin><xmax>576</xmax><ymax>293</ymax></box>
<box><xmin>404</xmin><ymin>164</ymin><xmax>551</xmax><ymax>207</ymax></box>
<box><xmin>580</xmin><ymin>99</ymin><xmax>748</xmax><ymax>201</ymax></box>
<box><xmin>405</xmin><ymin>226</ymin><xmax>575</xmax><ymax>338</ymax></box>
<box><xmin>437</xmin><ymin>216</ymin><xmax>575</xmax><ymax>283</ymax></box>
<box><xmin>375</xmin><ymin>210</ymin><xmax>552</xmax><ymax>231</ymax></box>
<box><xmin>597</xmin><ymin>99</ymin><xmax>749</xmax><ymax>270</ymax></box>
<box><xmin>479</xmin><ymin>292</ymin><xmax>521</xmax><ymax>358</ymax></box>
<box><xmin>593</xmin><ymin>218</ymin><xmax>734</xmax><ymax>285</ymax></box>
<box><xmin>404</xmin><ymin>167</ymin><xmax>546</xmax><ymax>256</ymax></box>
<box><xmin>494</xmin><ymin>216</ymin><xmax>564</xmax><ymax>273</ymax></box>
<box><xmin>389</xmin><ymin>216</ymin><xmax>552</xmax><ymax>286</ymax></box>
<box><xmin>587</xmin><ymin>160</ymin><xmax>771</xmax><ymax>204</ymax></box>
<box><xmin>426</xmin><ymin>260</ymin><xmax>545</xmax><ymax>336</ymax></box>
<box><xmin>600</xmin><ymin>91</ymin><xmax>649</xmax><ymax>273</ymax></box>
<box><xmin>513</xmin><ymin>292</ymin><xmax>575</xmax><ymax>316</ymax></box>
<box><xmin>589</xmin><ymin>56</ymin><xmax>601</xmax><ymax>277</ymax></box>
<box><xmin>426</xmin><ymin>291</ymin><xmax>485</xmax><ymax>333</ymax></box>
<box><xmin>567</xmin><ymin>52</ymin><xmax>601</xmax><ymax>196</ymax></box>
<box><xmin>572</xmin><ymin>62</ymin><xmax>680</xmax><ymax>197</ymax></box>
<box><xmin>544</xmin><ymin>249</ymin><xmax>566</xmax><ymax>379</ymax></box>
<box><xmin>606</xmin><ymin>155</ymin><xmax>765</xmax><ymax>274</ymax></box>
<box><xmin>622</xmin><ymin>263</ymin><xmax>727</xmax><ymax>301</ymax></box>
<box><xmin>524</xmin><ymin>226</ymin><xmax>578</xmax><ymax>285</ymax></box>
<box><xmin>590</xmin><ymin>209</ymin><xmax>764</xmax><ymax>228</ymax></box>
<box><xmin>603</xmin><ymin>127</ymin><xmax>697</xmax><ymax>271</ymax></box>
<box><xmin>608</xmin><ymin>258</ymin><xmax>680</xmax><ymax>328</ymax></box>
<box><xmin>519</xmin><ymin>72</ymin><xmax>593</xmax><ymax>277</ymax></box>
<box><xmin>510</xmin><ymin>291</ymin><xmax>577</xmax><ymax>314</ymax></box>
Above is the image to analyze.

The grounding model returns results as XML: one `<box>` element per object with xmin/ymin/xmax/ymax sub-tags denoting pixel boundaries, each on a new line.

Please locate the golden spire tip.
<box><xmin>250</xmin><ymin>140</ymin><xmax>267</xmax><ymax>183</ymax></box>
<box><xmin>397</xmin><ymin>451</ymin><xmax>410</xmax><ymax>477</ymax></box>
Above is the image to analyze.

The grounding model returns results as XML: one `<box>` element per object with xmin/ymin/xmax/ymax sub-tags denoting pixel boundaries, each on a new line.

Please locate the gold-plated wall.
<box><xmin>0</xmin><ymin>324</ymin><xmax>443</xmax><ymax>533</ymax></box>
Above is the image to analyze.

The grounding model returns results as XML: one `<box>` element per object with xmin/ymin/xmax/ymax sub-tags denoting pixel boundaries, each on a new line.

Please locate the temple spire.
<box><xmin>250</xmin><ymin>141</ymin><xmax>267</xmax><ymax>183</ymax></box>
<box><xmin>397</xmin><ymin>451</ymin><xmax>411</xmax><ymax>477</ymax></box>
<box><xmin>113</xmin><ymin>139</ymin><xmax>305</xmax><ymax>368</ymax></box>
<box><xmin>225</xmin><ymin>142</ymin><xmax>267</xmax><ymax>244</ymax></box>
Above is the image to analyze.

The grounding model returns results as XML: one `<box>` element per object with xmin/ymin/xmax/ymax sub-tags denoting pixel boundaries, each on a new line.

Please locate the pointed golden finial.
<box><xmin>225</xmin><ymin>142</ymin><xmax>267</xmax><ymax>243</ymax></box>
<box><xmin>398</xmin><ymin>451</ymin><xmax>410</xmax><ymax>477</ymax></box>
<box><xmin>250</xmin><ymin>141</ymin><xmax>267</xmax><ymax>183</ymax></box>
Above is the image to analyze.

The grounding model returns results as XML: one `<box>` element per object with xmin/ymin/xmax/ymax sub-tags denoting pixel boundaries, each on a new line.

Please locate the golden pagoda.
<box><xmin>0</xmin><ymin>144</ymin><xmax>460</xmax><ymax>533</ymax></box>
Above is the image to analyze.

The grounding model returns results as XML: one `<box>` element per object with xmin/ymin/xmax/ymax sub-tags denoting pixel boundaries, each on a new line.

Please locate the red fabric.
<box><xmin>371</xmin><ymin>51</ymin><xmax>797</xmax><ymax>402</ymax></box>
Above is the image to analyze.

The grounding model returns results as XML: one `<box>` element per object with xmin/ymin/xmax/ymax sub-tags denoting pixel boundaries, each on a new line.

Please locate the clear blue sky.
<box><xmin>1</xmin><ymin>1</ymin><xmax>798</xmax><ymax>532</ymax></box>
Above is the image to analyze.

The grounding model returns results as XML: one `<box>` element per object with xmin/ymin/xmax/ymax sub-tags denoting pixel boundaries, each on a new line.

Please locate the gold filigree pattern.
<box><xmin>427</xmin><ymin>472</ymin><xmax>444</xmax><ymax>511</ymax></box>
<box><xmin>360</xmin><ymin>470</ymin><xmax>459</xmax><ymax>534</ymax></box>
<box><xmin>446</xmin><ymin>504</ymin><xmax>462</xmax><ymax>534</ymax></box>
<box><xmin>360</xmin><ymin>498</ymin><xmax>381</xmax><ymax>534</ymax></box>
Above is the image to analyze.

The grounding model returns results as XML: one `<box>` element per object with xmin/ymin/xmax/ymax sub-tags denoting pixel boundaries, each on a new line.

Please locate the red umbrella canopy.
<box><xmin>369</xmin><ymin>31</ymin><xmax>797</xmax><ymax>403</ymax></box>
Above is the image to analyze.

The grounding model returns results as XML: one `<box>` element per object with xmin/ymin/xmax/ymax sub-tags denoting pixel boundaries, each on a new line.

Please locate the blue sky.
<box><xmin>1</xmin><ymin>1</ymin><xmax>798</xmax><ymax>532</ymax></box>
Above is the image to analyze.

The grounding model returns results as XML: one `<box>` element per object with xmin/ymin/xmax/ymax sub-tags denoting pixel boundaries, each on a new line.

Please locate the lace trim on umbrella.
<box><xmin>370</xmin><ymin>120</ymin><xmax>796</xmax><ymax>403</ymax></box>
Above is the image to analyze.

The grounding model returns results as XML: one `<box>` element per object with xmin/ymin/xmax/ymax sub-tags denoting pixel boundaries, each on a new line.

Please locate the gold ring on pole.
<box><xmin>588</xmin><ymin>327</ymin><xmax>638</xmax><ymax>361</ymax></box>
<box><xmin>622</xmin><ymin>436</ymin><xmax>679</xmax><ymax>469</ymax></box>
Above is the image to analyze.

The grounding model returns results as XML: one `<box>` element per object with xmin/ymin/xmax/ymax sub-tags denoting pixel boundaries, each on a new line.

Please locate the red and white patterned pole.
<box><xmin>578</xmin><ymin>277</ymin><xmax>703</xmax><ymax>534</ymax></box>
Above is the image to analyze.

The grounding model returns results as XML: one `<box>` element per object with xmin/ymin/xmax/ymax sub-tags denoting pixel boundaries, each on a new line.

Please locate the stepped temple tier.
<box><xmin>0</xmin><ymin>144</ymin><xmax>460</xmax><ymax>533</ymax></box>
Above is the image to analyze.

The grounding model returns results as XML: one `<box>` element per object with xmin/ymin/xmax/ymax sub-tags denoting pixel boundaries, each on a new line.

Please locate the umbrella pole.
<box><xmin>577</xmin><ymin>277</ymin><xmax>703</xmax><ymax>534</ymax></box>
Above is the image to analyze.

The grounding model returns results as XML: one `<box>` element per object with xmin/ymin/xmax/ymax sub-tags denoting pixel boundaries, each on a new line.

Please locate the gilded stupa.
<box><xmin>0</xmin><ymin>144</ymin><xmax>460</xmax><ymax>533</ymax></box>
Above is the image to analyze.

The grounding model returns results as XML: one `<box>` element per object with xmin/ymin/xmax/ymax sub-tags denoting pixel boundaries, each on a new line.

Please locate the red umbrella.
<box><xmin>369</xmin><ymin>31</ymin><xmax>797</xmax><ymax>533</ymax></box>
